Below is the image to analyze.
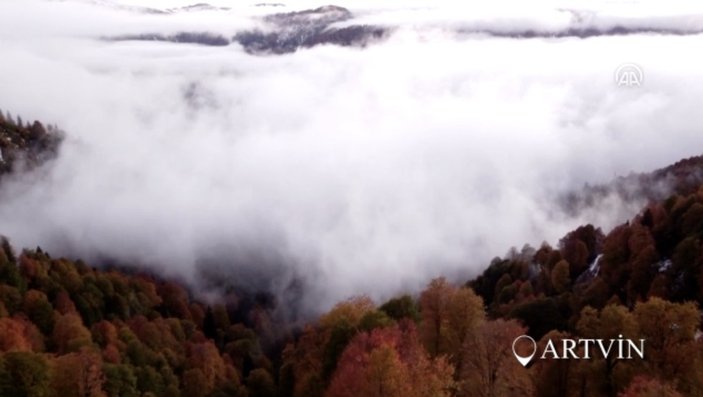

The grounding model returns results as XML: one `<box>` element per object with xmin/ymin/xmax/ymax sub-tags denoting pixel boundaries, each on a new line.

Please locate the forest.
<box><xmin>1</xmin><ymin>114</ymin><xmax>703</xmax><ymax>397</ymax></box>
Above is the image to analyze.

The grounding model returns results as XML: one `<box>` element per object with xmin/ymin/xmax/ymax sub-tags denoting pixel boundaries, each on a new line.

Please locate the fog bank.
<box><xmin>1</xmin><ymin>0</ymin><xmax>703</xmax><ymax>314</ymax></box>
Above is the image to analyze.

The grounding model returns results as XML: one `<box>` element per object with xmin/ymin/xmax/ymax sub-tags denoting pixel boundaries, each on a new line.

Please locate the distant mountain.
<box><xmin>108</xmin><ymin>5</ymin><xmax>390</xmax><ymax>54</ymax></box>
<box><xmin>166</xmin><ymin>3</ymin><xmax>231</xmax><ymax>13</ymax></box>
<box><xmin>110</xmin><ymin>32</ymin><xmax>231</xmax><ymax>46</ymax></box>
<box><xmin>234</xmin><ymin>5</ymin><xmax>388</xmax><ymax>54</ymax></box>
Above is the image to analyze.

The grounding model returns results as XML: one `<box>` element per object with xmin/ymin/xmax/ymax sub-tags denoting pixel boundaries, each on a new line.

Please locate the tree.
<box><xmin>632</xmin><ymin>298</ymin><xmax>700</xmax><ymax>387</ymax></box>
<box><xmin>419</xmin><ymin>278</ymin><xmax>485</xmax><ymax>359</ymax></box>
<box><xmin>326</xmin><ymin>323</ymin><xmax>453</xmax><ymax>397</ymax></box>
<box><xmin>358</xmin><ymin>310</ymin><xmax>393</xmax><ymax>332</ymax></box>
<box><xmin>531</xmin><ymin>330</ymin><xmax>588</xmax><ymax>397</ymax></box>
<box><xmin>458</xmin><ymin>319</ymin><xmax>533</xmax><ymax>397</ymax></box>
<box><xmin>182</xmin><ymin>369</ymin><xmax>208</xmax><ymax>397</ymax></box>
<box><xmin>380</xmin><ymin>295</ymin><xmax>420</xmax><ymax>322</ymax></box>
<box><xmin>157</xmin><ymin>282</ymin><xmax>191</xmax><ymax>320</ymax></box>
<box><xmin>103</xmin><ymin>364</ymin><xmax>138</xmax><ymax>397</ymax></box>
<box><xmin>203</xmin><ymin>307</ymin><xmax>217</xmax><ymax>340</ymax></box>
<box><xmin>186</xmin><ymin>341</ymin><xmax>227</xmax><ymax>393</ymax></box>
<box><xmin>358</xmin><ymin>344</ymin><xmax>408</xmax><ymax>397</ymax></box>
<box><xmin>50</xmin><ymin>350</ymin><xmax>106</xmax><ymax>397</ymax></box>
<box><xmin>246</xmin><ymin>368</ymin><xmax>277</xmax><ymax>397</ymax></box>
<box><xmin>575</xmin><ymin>304</ymin><xmax>638</xmax><ymax>396</ymax></box>
<box><xmin>23</xmin><ymin>290</ymin><xmax>54</xmax><ymax>335</ymax></box>
<box><xmin>52</xmin><ymin>313</ymin><xmax>93</xmax><ymax>354</ymax></box>
<box><xmin>0</xmin><ymin>317</ymin><xmax>43</xmax><ymax>352</ymax></box>
<box><xmin>54</xmin><ymin>291</ymin><xmax>77</xmax><ymax>315</ymax></box>
<box><xmin>0</xmin><ymin>351</ymin><xmax>51</xmax><ymax>397</ymax></box>
<box><xmin>509</xmin><ymin>298</ymin><xmax>565</xmax><ymax>339</ymax></box>
<box><xmin>551</xmin><ymin>260</ymin><xmax>571</xmax><ymax>294</ymax></box>
<box><xmin>445</xmin><ymin>287</ymin><xmax>485</xmax><ymax>372</ymax></box>
<box><xmin>28</xmin><ymin>122</ymin><xmax>46</xmax><ymax>141</ymax></box>
<box><xmin>279</xmin><ymin>325</ymin><xmax>327</xmax><ymax>397</ymax></box>
<box><xmin>559</xmin><ymin>225</ymin><xmax>604</xmax><ymax>278</ymax></box>
<box><xmin>0</xmin><ymin>286</ymin><xmax>23</xmax><ymax>316</ymax></box>
<box><xmin>319</xmin><ymin>296</ymin><xmax>375</xmax><ymax>330</ymax></box>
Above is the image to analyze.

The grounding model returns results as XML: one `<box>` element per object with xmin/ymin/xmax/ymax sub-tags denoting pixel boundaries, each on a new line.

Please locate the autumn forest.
<box><xmin>1</xmin><ymin>114</ymin><xmax>703</xmax><ymax>397</ymax></box>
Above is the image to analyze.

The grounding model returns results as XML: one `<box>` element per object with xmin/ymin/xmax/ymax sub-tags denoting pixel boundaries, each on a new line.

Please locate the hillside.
<box><xmin>0</xmin><ymin>111</ymin><xmax>62</xmax><ymax>178</ymax></box>
<box><xmin>560</xmin><ymin>155</ymin><xmax>703</xmax><ymax>216</ymax></box>
<box><xmin>0</xmin><ymin>158</ymin><xmax>702</xmax><ymax>396</ymax></box>
<box><xmin>1</xmin><ymin>114</ymin><xmax>702</xmax><ymax>397</ymax></box>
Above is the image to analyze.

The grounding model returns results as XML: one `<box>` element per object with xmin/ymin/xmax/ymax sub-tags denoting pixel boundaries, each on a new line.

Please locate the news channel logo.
<box><xmin>615</xmin><ymin>63</ymin><xmax>644</xmax><ymax>87</ymax></box>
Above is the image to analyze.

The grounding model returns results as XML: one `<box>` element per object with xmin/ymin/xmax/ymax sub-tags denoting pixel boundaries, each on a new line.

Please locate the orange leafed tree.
<box><xmin>419</xmin><ymin>278</ymin><xmax>485</xmax><ymax>361</ymax></box>
<box><xmin>52</xmin><ymin>312</ymin><xmax>93</xmax><ymax>354</ymax></box>
<box><xmin>0</xmin><ymin>316</ymin><xmax>44</xmax><ymax>352</ymax></box>
<box><xmin>459</xmin><ymin>319</ymin><xmax>533</xmax><ymax>397</ymax></box>
<box><xmin>50</xmin><ymin>349</ymin><xmax>106</xmax><ymax>397</ymax></box>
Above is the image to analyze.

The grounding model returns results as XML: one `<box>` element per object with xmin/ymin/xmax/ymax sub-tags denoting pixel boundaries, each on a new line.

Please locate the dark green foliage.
<box><xmin>23</xmin><ymin>290</ymin><xmax>54</xmax><ymax>335</ymax></box>
<box><xmin>358</xmin><ymin>310</ymin><xmax>393</xmax><ymax>331</ymax></box>
<box><xmin>321</xmin><ymin>322</ymin><xmax>355</xmax><ymax>382</ymax></box>
<box><xmin>379</xmin><ymin>295</ymin><xmax>420</xmax><ymax>322</ymax></box>
<box><xmin>469</xmin><ymin>257</ymin><xmax>512</xmax><ymax>305</ymax></box>
<box><xmin>0</xmin><ymin>113</ymin><xmax>62</xmax><ymax>176</ymax></box>
<box><xmin>104</xmin><ymin>364</ymin><xmax>139</xmax><ymax>397</ymax></box>
<box><xmin>0</xmin><ymin>352</ymin><xmax>50</xmax><ymax>397</ymax></box>
<box><xmin>0</xmin><ymin>239</ymin><xmax>24</xmax><ymax>292</ymax></box>
<box><xmin>0</xmin><ymin>285</ymin><xmax>23</xmax><ymax>314</ymax></box>
<box><xmin>135</xmin><ymin>365</ymin><xmax>167</xmax><ymax>396</ymax></box>
<box><xmin>509</xmin><ymin>298</ymin><xmax>566</xmax><ymax>339</ymax></box>
<box><xmin>246</xmin><ymin>368</ymin><xmax>277</xmax><ymax>397</ymax></box>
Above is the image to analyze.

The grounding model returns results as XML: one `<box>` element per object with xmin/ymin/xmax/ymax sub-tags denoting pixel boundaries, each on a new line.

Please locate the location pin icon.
<box><xmin>512</xmin><ymin>335</ymin><xmax>537</xmax><ymax>367</ymax></box>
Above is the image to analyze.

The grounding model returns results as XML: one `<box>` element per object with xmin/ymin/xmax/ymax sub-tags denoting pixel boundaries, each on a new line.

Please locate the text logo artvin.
<box><xmin>511</xmin><ymin>334</ymin><xmax>645</xmax><ymax>367</ymax></box>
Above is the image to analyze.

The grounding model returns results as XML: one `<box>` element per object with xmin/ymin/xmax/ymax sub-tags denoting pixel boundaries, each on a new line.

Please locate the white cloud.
<box><xmin>1</xmin><ymin>0</ymin><xmax>703</xmax><ymax>314</ymax></box>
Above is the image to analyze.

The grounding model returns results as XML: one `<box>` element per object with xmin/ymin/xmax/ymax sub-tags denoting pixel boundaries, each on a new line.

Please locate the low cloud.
<box><xmin>1</xmin><ymin>0</ymin><xmax>703</xmax><ymax>315</ymax></box>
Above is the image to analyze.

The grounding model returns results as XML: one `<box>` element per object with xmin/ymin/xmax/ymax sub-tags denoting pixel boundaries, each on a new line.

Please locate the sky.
<box><xmin>1</xmin><ymin>0</ymin><xmax>703</xmax><ymax>314</ymax></box>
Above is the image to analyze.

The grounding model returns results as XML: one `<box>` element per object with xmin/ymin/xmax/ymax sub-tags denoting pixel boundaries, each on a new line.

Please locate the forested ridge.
<box><xmin>0</xmin><ymin>110</ymin><xmax>61</xmax><ymax>177</ymax></box>
<box><xmin>1</xmin><ymin>113</ymin><xmax>703</xmax><ymax>396</ymax></box>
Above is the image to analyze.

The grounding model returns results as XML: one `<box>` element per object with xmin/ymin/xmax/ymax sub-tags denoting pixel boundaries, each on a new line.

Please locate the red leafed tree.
<box><xmin>54</xmin><ymin>290</ymin><xmax>78</xmax><ymax>315</ymax></box>
<box><xmin>326</xmin><ymin>322</ymin><xmax>454</xmax><ymax>397</ymax></box>
<box><xmin>280</xmin><ymin>325</ymin><xmax>328</xmax><ymax>397</ymax></box>
<box><xmin>186</xmin><ymin>341</ymin><xmax>228</xmax><ymax>393</ymax></box>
